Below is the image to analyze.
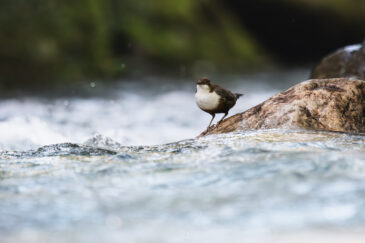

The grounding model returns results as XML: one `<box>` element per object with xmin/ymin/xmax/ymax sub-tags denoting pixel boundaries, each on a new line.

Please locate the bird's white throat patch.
<box><xmin>195</xmin><ymin>84</ymin><xmax>220</xmax><ymax>111</ymax></box>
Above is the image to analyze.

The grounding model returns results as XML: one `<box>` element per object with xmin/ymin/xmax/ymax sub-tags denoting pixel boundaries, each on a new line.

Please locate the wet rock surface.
<box><xmin>311</xmin><ymin>41</ymin><xmax>365</xmax><ymax>80</ymax></box>
<box><xmin>200</xmin><ymin>78</ymin><xmax>365</xmax><ymax>136</ymax></box>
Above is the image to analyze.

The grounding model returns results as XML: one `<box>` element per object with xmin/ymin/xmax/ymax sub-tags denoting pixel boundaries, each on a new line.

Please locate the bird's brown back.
<box><xmin>211</xmin><ymin>84</ymin><xmax>238</xmax><ymax>113</ymax></box>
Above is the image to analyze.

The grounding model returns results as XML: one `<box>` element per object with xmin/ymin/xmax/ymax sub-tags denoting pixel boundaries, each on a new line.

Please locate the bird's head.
<box><xmin>197</xmin><ymin>77</ymin><xmax>211</xmax><ymax>86</ymax></box>
<box><xmin>196</xmin><ymin>77</ymin><xmax>212</xmax><ymax>92</ymax></box>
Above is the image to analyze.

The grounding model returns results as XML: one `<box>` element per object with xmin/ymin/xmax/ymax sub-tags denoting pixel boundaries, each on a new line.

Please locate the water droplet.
<box><xmin>90</xmin><ymin>82</ymin><xmax>96</xmax><ymax>88</ymax></box>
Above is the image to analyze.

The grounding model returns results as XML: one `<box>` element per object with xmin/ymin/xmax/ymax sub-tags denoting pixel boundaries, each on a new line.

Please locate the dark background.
<box><xmin>0</xmin><ymin>0</ymin><xmax>364</xmax><ymax>90</ymax></box>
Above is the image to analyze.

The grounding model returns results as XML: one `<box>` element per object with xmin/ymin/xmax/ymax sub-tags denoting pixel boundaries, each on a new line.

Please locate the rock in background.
<box><xmin>311</xmin><ymin>41</ymin><xmax>365</xmax><ymax>80</ymax></box>
<box><xmin>201</xmin><ymin>78</ymin><xmax>365</xmax><ymax>136</ymax></box>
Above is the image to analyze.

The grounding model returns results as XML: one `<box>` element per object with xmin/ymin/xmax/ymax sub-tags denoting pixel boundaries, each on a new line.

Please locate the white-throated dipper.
<box><xmin>195</xmin><ymin>77</ymin><xmax>243</xmax><ymax>130</ymax></box>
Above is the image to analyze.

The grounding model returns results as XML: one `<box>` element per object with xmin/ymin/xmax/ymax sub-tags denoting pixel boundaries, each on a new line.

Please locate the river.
<box><xmin>1</xmin><ymin>69</ymin><xmax>365</xmax><ymax>242</ymax></box>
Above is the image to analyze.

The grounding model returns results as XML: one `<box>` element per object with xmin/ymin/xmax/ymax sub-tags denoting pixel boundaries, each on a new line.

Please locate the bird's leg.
<box><xmin>217</xmin><ymin>112</ymin><xmax>228</xmax><ymax>124</ymax></box>
<box><xmin>207</xmin><ymin>113</ymin><xmax>215</xmax><ymax>130</ymax></box>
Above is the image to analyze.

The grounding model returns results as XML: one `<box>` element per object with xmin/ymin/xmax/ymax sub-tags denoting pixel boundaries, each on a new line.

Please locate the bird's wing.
<box><xmin>213</xmin><ymin>85</ymin><xmax>236</xmax><ymax>102</ymax></box>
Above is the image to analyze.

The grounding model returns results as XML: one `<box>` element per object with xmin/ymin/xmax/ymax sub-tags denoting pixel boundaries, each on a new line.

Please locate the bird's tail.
<box><xmin>234</xmin><ymin>93</ymin><xmax>244</xmax><ymax>99</ymax></box>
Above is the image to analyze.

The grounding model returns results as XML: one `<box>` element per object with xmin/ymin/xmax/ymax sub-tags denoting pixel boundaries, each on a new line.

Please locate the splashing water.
<box><xmin>1</xmin><ymin>71</ymin><xmax>365</xmax><ymax>242</ymax></box>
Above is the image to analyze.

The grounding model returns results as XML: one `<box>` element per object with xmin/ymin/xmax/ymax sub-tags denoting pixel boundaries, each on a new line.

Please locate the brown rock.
<box><xmin>200</xmin><ymin>78</ymin><xmax>365</xmax><ymax>136</ymax></box>
<box><xmin>311</xmin><ymin>40</ymin><xmax>365</xmax><ymax>80</ymax></box>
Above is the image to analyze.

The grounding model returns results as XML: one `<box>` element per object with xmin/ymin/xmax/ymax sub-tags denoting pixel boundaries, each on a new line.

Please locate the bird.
<box><xmin>195</xmin><ymin>77</ymin><xmax>243</xmax><ymax>131</ymax></box>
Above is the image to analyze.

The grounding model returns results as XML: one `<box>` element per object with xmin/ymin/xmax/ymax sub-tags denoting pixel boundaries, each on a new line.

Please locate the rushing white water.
<box><xmin>0</xmin><ymin>70</ymin><xmax>305</xmax><ymax>150</ymax></box>
<box><xmin>1</xmin><ymin>70</ymin><xmax>365</xmax><ymax>242</ymax></box>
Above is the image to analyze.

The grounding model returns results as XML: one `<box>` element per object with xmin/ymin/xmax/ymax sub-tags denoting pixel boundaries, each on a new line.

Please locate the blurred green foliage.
<box><xmin>0</xmin><ymin>0</ymin><xmax>364</xmax><ymax>89</ymax></box>
<box><xmin>0</xmin><ymin>0</ymin><xmax>114</xmax><ymax>88</ymax></box>
<box><xmin>0</xmin><ymin>0</ymin><xmax>264</xmax><ymax>89</ymax></box>
<box><xmin>116</xmin><ymin>0</ymin><xmax>263</xmax><ymax>65</ymax></box>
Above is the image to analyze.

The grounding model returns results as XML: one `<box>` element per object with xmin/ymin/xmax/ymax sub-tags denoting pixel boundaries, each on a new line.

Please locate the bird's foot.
<box><xmin>203</xmin><ymin>124</ymin><xmax>215</xmax><ymax>133</ymax></box>
<box><xmin>209</xmin><ymin>124</ymin><xmax>218</xmax><ymax>129</ymax></box>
